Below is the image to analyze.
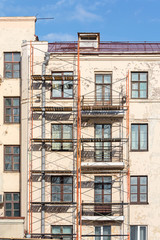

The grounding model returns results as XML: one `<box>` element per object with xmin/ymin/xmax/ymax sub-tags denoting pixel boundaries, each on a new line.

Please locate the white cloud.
<box><xmin>70</xmin><ymin>5</ymin><xmax>102</xmax><ymax>22</ymax></box>
<box><xmin>41</xmin><ymin>33</ymin><xmax>76</xmax><ymax>41</ymax></box>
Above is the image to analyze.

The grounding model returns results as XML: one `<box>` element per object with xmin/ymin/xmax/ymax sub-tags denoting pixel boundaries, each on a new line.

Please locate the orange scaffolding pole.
<box><xmin>76</xmin><ymin>40</ymin><xmax>81</xmax><ymax>240</ymax></box>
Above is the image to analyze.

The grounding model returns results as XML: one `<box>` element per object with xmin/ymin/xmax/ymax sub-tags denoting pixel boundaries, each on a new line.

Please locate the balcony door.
<box><xmin>95</xmin><ymin>124</ymin><xmax>111</xmax><ymax>162</ymax></box>
<box><xmin>95</xmin><ymin>74</ymin><xmax>112</xmax><ymax>105</ymax></box>
<box><xmin>94</xmin><ymin>177</ymin><xmax>112</xmax><ymax>215</ymax></box>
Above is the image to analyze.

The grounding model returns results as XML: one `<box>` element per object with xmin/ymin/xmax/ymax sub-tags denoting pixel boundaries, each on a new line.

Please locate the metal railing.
<box><xmin>81</xmin><ymin>143</ymin><xmax>123</xmax><ymax>163</ymax></box>
<box><xmin>82</xmin><ymin>202</ymin><xmax>125</xmax><ymax>217</ymax></box>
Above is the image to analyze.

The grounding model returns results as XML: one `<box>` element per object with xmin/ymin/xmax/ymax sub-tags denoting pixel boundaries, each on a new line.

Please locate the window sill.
<box><xmin>130</xmin><ymin>202</ymin><xmax>149</xmax><ymax>205</ymax></box>
<box><xmin>130</xmin><ymin>150</ymin><xmax>148</xmax><ymax>152</ymax></box>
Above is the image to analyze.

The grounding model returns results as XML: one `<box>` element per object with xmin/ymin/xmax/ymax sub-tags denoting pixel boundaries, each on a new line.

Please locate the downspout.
<box><xmin>41</xmin><ymin>52</ymin><xmax>50</xmax><ymax>236</ymax></box>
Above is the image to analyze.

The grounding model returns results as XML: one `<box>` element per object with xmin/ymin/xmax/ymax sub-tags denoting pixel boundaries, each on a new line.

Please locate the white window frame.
<box><xmin>131</xmin><ymin>225</ymin><xmax>147</xmax><ymax>240</ymax></box>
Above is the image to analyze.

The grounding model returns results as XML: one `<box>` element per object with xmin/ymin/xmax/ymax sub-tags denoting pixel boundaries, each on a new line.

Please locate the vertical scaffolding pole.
<box><xmin>76</xmin><ymin>40</ymin><xmax>81</xmax><ymax>240</ymax></box>
<box><xmin>126</xmin><ymin>71</ymin><xmax>130</xmax><ymax>240</ymax></box>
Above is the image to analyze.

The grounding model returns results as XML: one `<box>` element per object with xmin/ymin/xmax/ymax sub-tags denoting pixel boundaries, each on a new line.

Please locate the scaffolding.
<box><xmin>28</xmin><ymin>40</ymin><xmax>130</xmax><ymax>240</ymax></box>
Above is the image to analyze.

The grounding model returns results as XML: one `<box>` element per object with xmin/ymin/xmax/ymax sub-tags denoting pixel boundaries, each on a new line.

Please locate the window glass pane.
<box><xmin>63</xmin><ymin>125</ymin><xmax>72</xmax><ymax>139</ymax></box>
<box><xmin>132</xmin><ymin>83</ymin><xmax>138</xmax><ymax>90</ymax></box>
<box><xmin>131</xmin><ymin>195</ymin><xmax>137</xmax><ymax>202</ymax></box>
<box><xmin>5</xmin><ymin>63</ymin><xmax>12</xmax><ymax>70</ymax></box>
<box><xmin>104</xmin><ymin>125</ymin><xmax>111</xmax><ymax>138</ymax></box>
<box><xmin>131</xmin><ymin>186</ymin><xmax>137</xmax><ymax>193</ymax></box>
<box><xmin>14</xmin><ymin>164</ymin><xmax>19</xmax><ymax>170</ymax></box>
<box><xmin>130</xmin><ymin>177</ymin><xmax>137</xmax><ymax>184</ymax></box>
<box><xmin>5</xmin><ymin>53</ymin><xmax>12</xmax><ymax>61</ymax></box>
<box><xmin>5</xmin><ymin>163</ymin><xmax>12</xmax><ymax>170</ymax></box>
<box><xmin>140</xmin><ymin>186</ymin><xmax>147</xmax><ymax>193</ymax></box>
<box><xmin>95</xmin><ymin>184</ymin><xmax>102</xmax><ymax>195</ymax></box>
<box><xmin>6</xmin><ymin>193</ymin><xmax>11</xmax><ymax>201</ymax></box>
<box><xmin>131</xmin><ymin>125</ymin><xmax>138</xmax><ymax>150</ymax></box>
<box><xmin>64</xmin><ymin>81</ymin><xmax>73</xmax><ymax>98</ymax></box>
<box><xmin>140</xmin><ymin>73</ymin><xmax>147</xmax><ymax>81</ymax></box>
<box><xmin>103</xmin><ymin>177</ymin><xmax>112</xmax><ymax>183</ymax></box>
<box><xmin>5</xmin><ymin>72</ymin><xmax>12</xmax><ymax>78</ymax></box>
<box><xmin>63</xmin><ymin>185</ymin><xmax>72</xmax><ymax>193</ymax></box>
<box><xmin>6</xmin><ymin>108</ymin><xmax>11</xmax><ymax>115</ymax></box>
<box><xmin>96</xmin><ymin>85</ymin><xmax>103</xmax><ymax>101</ymax></box>
<box><xmin>140</xmin><ymin>125</ymin><xmax>147</xmax><ymax>150</ymax></box>
<box><xmin>132</xmin><ymin>90</ymin><xmax>138</xmax><ymax>98</ymax></box>
<box><xmin>13</xmin><ymin>71</ymin><xmax>20</xmax><ymax>78</ymax></box>
<box><xmin>5</xmin><ymin>146</ymin><xmax>11</xmax><ymax>153</ymax></box>
<box><xmin>13</xmin><ymin>108</ymin><xmax>19</xmax><ymax>115</ymax></box>
<box><xmin>13</xmin><ymin>147</ymin><xmax>20</xmax><ymax>154</ymax></box>
<box><xmin>63</xmin><ymin>194</ymin><xmax>72</xmax><ymax>202</ymax></box>
<box><xmin>96</xmin><ymin>75</ymin><xmax>103</xmax><ymax>83</ymax></box>
<box><xmin>104</xmin><ymin>75</ymin><xmax>111</xmax><ymax>84</ymax></box>
<box><xmin>14</xmin><ymin>203</ymin><xmax>20</xmax><ymax>210</ymax></box>
<box><xmin>130</xmin><ymin>226</ymin><xmax>138</xmax><ymax>240</ymax></box>
<box><xmin>13</xmin><ymin>63</ymin><xmax>20</xmax><ymax>71</ymax></box>
<box><xmin>52</xmin><ymin>125</ymin><xmax>61</xmax><ymax>139</ymax></box>
<box><xmin>140</xmin><ymin>227</ymin><xmax>146</xmax><ymax>240</ymax></box>
<box><xmin>6</xmin><ymin>211</ymin><xmax>12</xmax><ymax>217</ymax></box>
<box><xmin>14</xmin><ymin>116</ymin><xmax>19</xmax><ymax>123</ymax></box>
<box><xmin>64</xmin><ymin>177</ymin><xmax>72</xmax><ymax>184</ymax></box>
<box><xmin>52</xmin><ymin>194</ymin><xmax>61</xmax><ymax>202</ymax></box>
<box><xmin>5</xmin><ymin>155</ymin><xmax>12</xmax><ymax>162</ymax></box>
<box><xmin>13</xmin><ymin>53</ymin><xmax>20</xmax><ymax>62</ymax></box>
<box><xmin>5</xmin><ymin>99</ymin><xmax>12</xmax><ymax>106</ymax></box>
<box><xmin>95</xmin><ymin>194</ymin><xmax>102</xmax><ymax>202</ymax></box>
<box><xmin>103</xmin><ymin>226</ymin><xmax>111</xmax><ymax>240</ymax></box>
<box><xmin>132</xmin><ymin>73</ymin><xmax>138</xmax><ymax>81</ymax></box>
<box><xmin>52</xmin><ymin>186</ymin><xmax>61</xmax><ymax>193</ymax></box>
<box><xmin>52</xmin><ymin>80</ymin><xmax>62</xmax><ymax>97</ymax></box>
<box><xmin>52</xmin><ymin>177</ymin><xmax>61</xmax><ymax>184</ymax></box>
<box><xmin>95</xmin><ymin>226</ymin><xmax>101</xmax><ymax>240</ymax></box>
<box><xmin>104</xmin><ymin>85</ymin><xmax>111</xmax><ymax>101</ymax></box>
<box><xmin>63</xmin><ymin>226</ymin><xmax>72</xmax><ymax>234</ymax></box>
<box><xmin>13</xmin><ymin>98</ymin><xmax>19</xmax><ymax>106</ymax></box>
<box><xmin>95</xmin><ymin>177</ymin><xmax>102</xmax><ymax>183</ymax></box>
<box><xmin>13</xmin><ymin>193</ymin><xmax>19</xmax><ymax>201</ymax></box>
<box><xmin>14</xmin><ymin>211</ymin><xmax>20</xmax><ymax>217</ymax></box>
<box><xmin>5</xmin><ymin>116</ymin><xmax>12</xmax><ymax>122</ymax></box>
<box><xmin>6</xmin><ymin>203</ymin><xmax>12</xmax><ymax>209</ymax></box>
<box><xmin>95</xmin><ymin>125</ymin><xmax>102</xmax><ymax>138</ymax></box>
<box><xmin>104</xmin><ymin>195</ymin><xmax>111</xmax><ymax>202</ymax></box>
<box><xmin>140</xmin><ymin>177</ymin><xmax>147</xmax><ymax>184</ymax></box>
<box><xmin>140</xmin><ymin>194</ymin><xmax>147</xmax><ymax>202</ymax></box>
<box><xmin>52</xmin><ymin>226</ymin><xmax>61</xmax><ymax>234</ymax></box>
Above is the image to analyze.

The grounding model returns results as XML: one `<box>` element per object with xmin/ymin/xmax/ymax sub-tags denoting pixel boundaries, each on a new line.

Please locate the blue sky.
<box><xmin>1</xmin><ymin>0</ymin><xmax>160</xmax><ymax>42</ymax></box>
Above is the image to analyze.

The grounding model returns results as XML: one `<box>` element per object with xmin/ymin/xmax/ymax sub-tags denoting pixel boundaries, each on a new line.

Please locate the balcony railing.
<box><xmin>82</xmin><ymin>203</ymin><xmax>124</xmax><ymax>217</ymax></box>
<box><xmin>81</xmin><ymin>96</ymin><xmax>126</xmax><ymax>112</ymax></box>
<box><xmin>81</xmin><ymin>143</ymin><xmax>123</xmax><ymax>163</ymax></box>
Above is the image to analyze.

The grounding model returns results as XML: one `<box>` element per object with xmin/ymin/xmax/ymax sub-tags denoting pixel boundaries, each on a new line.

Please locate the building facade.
<box><xmin>0</xmin><ymin>17</ymin><xmax>160</xmax><ymax>240</ymax></box>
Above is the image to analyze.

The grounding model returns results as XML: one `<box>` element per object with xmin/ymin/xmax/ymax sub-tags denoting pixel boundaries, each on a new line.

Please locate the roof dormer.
<box><xmin>78</xmin><ymin>32</ymin><xmax>100</xmax><ymax>48</ymax></box>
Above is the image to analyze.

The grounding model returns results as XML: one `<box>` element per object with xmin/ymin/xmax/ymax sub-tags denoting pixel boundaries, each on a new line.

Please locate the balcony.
<box><xmin>82</xmin><ymin>203</ymin><xmax>125</xmax><ymax>222</ymax></box>
<box><xmin>81</xmin><ymin>96</ymin><xmax>125</xmax><ymax>118</ymax></box>
<box><xmin>81</xmin><ymin>142</ymin><xmax>124</xmax><ymax>172</ymax></box>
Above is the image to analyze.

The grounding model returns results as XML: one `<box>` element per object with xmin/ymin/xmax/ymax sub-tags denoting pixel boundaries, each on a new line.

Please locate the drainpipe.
<box><xmin>41</xmin><ymin>52</ymin><xmax>50</xmax><ymax>236</ymax></box>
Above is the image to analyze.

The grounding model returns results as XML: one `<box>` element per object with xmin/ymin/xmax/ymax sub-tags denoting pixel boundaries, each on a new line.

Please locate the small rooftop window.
<box><xmin>78</xmin><ymin>33</ymin><xmax>100</xmax><ymax>48</ymax></box>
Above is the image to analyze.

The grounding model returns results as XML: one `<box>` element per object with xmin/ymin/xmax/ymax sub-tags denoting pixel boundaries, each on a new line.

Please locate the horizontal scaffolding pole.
<box><xmin>31</xmin><ymin>138</ymin><xmax>127</xmax><ymax>143</ymax></box>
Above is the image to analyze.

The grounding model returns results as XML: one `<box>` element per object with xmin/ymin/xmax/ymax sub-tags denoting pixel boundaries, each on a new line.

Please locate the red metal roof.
<box><xmin>48</xmin><ymin>41</ymin><xmax>160</xmax><ymax>53</ymax></box>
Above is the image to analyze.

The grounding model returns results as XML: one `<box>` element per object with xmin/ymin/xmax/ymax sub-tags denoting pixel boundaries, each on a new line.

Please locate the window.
<box><xmin>131</xmin><ymin>72</ymin><xmax>148</xmax><ymax>99</ymax></box>
<box><xmin>4</xmin><ymin>146</ymin><xmax>20</xmax><ymax>171</ymax></box>
<box><xmin>52</xmin><ymin>72</ymin><xmax>73</xmax><ymax>98</ymax></box>
<box><xmin>95</xmin><ymin>124</ymin><xmax>111</xmax><ymax>162</ymax></box>
<box><xmin>95</xmin><ymin>226</ymin><xmax>111</xmax><ymax>240</ymax></box>
<box><xmin>52</xmin><ymin>225</ymin><xmax>73</xmax><ymax>240</ymax></box>
<box><xmin>4</xmin><ymin>52</ymin><xmax>20</xmax><ymax>78</ymax></box>
<box><xmin>95</xmin><ymin>74</ymin><xmax>112</xmax><ymax>104</ymax></box>
<box><xmin>4</xmin><ymin>193</ymin><xmax>20</xmax><ymax>217</ymax></box>
<box><xmin>130</xmin><ymin>226</ymin><xmax>147</xmax><ymax>240</ymax></box>
<box><xmin>4</xmin><ymin>97</ymin><xmax>20</xmax><ymax>123</ymax></box>
<box><xmin>51</xmin><ymin>176</ymin><xmax>73</xmax><ymax>202</ymax></box>
<box><xmin>95</xmin><ymin>177</ymin><xmax>112</xmax><ymax>203</ymax></box>
<box><xmin>130</xmin><ymin>176</ymin><xmax>148</xmax><ymax>204</ymax></box>
<box><xmin>131</xmin><ymin>124</ymin><xmax>148</xmax><ymax>151</ymax></box>
<box><xmin>52</xmin><ymin>124</ymin><xmax>73</xmax><ymax>151</ymax></box>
